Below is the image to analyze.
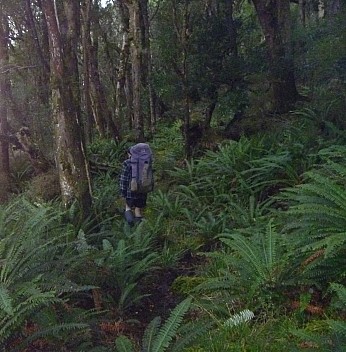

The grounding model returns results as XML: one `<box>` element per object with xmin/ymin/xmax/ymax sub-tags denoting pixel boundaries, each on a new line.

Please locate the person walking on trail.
<box><xmin>119</xmin><ymin>143</ymin><xmax>154</xmax><ymax>226</ymax></box>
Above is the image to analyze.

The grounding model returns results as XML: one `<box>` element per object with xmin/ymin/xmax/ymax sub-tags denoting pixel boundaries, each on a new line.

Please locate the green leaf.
<box><xmin>151</xmin><ymin>297</ymin><xmax>192</xmax><ymax>352</ymax></box>
<box><xmin>114</xmin><ymin>335</ymin><xmax>135</xmax><ymax>352</ymax></box>
<box><xmin>0</xmin><ymin>284</ymin><xmax>13</xmax><ymax>316</ymax></box>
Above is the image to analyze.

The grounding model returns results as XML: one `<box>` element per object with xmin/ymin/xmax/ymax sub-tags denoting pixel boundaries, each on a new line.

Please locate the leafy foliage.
<box><xmin>0</xmin><ymin>198</ymin><xmax>93</xmax><ymax>349</ymax></box>
<box><xmin>292</xmin><ymin>283</ymin><xmax>346</xmax><ymax>351</ymax></box>
<box><xmin>114</xmin><ymin>297</ymin><xmax>195</xmax><ymax>352</ymax></box>
<box><xmin>94</xmin><ymin>230</ymin><xmax>159</xmax><ymax>315</ymax></box>
<box><xmin>279</xmin><ymin>149</ymin><xmax>346</xmax><ymax>283</ymax></box>
<box><xmin>195</xmin><ymin>220</ymin><xmax>296</xmax><ymax>308</ymax></box>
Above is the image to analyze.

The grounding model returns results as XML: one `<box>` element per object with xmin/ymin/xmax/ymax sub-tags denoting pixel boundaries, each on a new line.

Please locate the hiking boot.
<box><xmin>134</xmin><ymin>216</ymin><xmax>143</xmax><ymax>224</ymax></box>
<box><xmin>124</xmin><ymin>210</ymin><xmax>134</xmax><ymax>226</ymax></box>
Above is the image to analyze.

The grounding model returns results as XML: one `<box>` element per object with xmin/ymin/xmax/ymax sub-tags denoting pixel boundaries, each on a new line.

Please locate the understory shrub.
<box><xmin>0</xmin><ymin>198</ymin><xmax>95</xmax><ymax>350</ymax></box>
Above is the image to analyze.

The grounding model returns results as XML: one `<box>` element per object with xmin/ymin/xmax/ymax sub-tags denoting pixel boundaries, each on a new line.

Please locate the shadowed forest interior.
<box><xmin>0</xmin><ymin>0</ymin><xmax>346</xmax><ymax>351</ymax></box>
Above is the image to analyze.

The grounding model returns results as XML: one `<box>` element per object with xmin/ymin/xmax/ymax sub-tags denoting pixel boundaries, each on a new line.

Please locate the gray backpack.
<box><xmin>129</xmin><ymin>143</ymin><xmax>154</xmax><ymax>193</ymax></box>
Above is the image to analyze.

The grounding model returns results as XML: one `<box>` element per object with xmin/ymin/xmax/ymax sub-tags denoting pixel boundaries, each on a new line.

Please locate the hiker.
<box><xmin>119</xmin><ymin>143</ymin><xmax>154</xmax><ymax>226</ymax></box>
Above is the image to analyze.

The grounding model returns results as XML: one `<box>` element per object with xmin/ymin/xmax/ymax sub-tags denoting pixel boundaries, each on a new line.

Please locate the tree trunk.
<box><xmin>172</xmin><ymin>0</ymin><xmax>192</xmax><ymax>157</ymax></box>
<box><xmin>89</xmin><ymin>2</ymin><xmax>120</xmax><ymax>140</ymax></box>
<box><xmin>25</xmin><ymin>0</ymin><xmax>51</xmax><ymax>106</ymax></box>
<box><xmin>129</xmin><ymin>0</ymin><xmax>145</xmax><ymax>142</ymax></box>
<box><xmin>115</xmin><ymin>0</ymin><xmax>131</xmax><ymax>134</ymax></box>
<box><xmin>140</xmin><ymin>0</ymin><xmax>156</xmax><ymax>135</ymax></box>
<box><xmin>0</xmin><ymin>4</ymin><xmax>10</xmax><ymax>202</ymax></box>
<box><xmin>81</xmin><ymin>0</ymin><xmax>93</xmax><ymax>144</ymax></box>
<box><xmin>41</xmin><ymin>0</ymin><xmax>92</xmax><ymax>218</ymax></box>
<box><xmin>15</xmin><ymin>127</ymin><xmax>51</xmax><ymax>174</ymax></box>
<box><xmin>252</xmin><ymin>0</ymin><xmax>299</xmax><ymax>113</ymax></box>
<box><xmin>299</xmin><ymin>0</ymin><xmax>306</xmax><ymax>26</ymax></box>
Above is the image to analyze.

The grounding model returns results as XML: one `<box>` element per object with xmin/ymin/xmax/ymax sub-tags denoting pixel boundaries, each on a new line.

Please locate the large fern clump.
<box><xmin>193</xmin><ymin>220</ymin><xmax>296</xmax><ymax>309</ymax></box>
<box><xmin>278</xmin><ymin>146</ymin><xmax>346</xmax><ymax>284</ymax></box>
<box><xmin>0</xmin><ymin>198</ymin><xmax>94</xmax><ymax>350</ymax></box>
<box><xmin>165</xmin><ymin>133</ymin><xmax>312</xmax><ymax>237</ymax></box>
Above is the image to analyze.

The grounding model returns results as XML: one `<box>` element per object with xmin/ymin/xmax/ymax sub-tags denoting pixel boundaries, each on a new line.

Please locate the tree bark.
<box><xmin>15</xmin><ymin>127</ymin><xmax>51</xmax><ymax>174</ymax></box>
<box><xmin>252</xmin><ymin>0</ymin><xmax>299</xmax><ymax>113</ymax></box>
<box><xmin>115</xmin><ymin>0</ymin><xmax>131</xmax><ymax>133</ymax></box>
<box><xmin>140</xmin><ymin>0</ymin><xmax>156</xmax><ymax>135</ymax></box>
<box><xmin>25</xmin><ymin>0</ymin><xmax>51</xmax><ymax>106</ymax></box>
<box><xmin>41</xmin><ymin>0</ymin><xmax>92</xmax><ymax>218</ymax></box>
<box><xmin>81</xmin><ymin>0</ymin><xmax>93</xmax><ymax>144</ymax></box>
<box><xmin>0</xmin><ymin>3</ymin><xmax>10</xmax><ymax>202</ymax></box>
<box><xmin>172</xmin><ymin>0</ymin><xmax>191</xmax><ymax>157</ymax></box>
<box><xmin>89</xmin><ymin>2</ymin><xmax>120</xmax><ymax>140</ymax></box>
<box><xmin>129</xmin><ymin>0</ymin><xmax>145</xmax><ymax>142</ymax></box>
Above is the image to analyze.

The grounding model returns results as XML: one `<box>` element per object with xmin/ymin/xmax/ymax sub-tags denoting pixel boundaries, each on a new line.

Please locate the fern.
<box><xmin>169</xmin><ymin>318</ymin><xmax>214</xmax><ymax>352</ymax></box>
<box><xmin>96</xmin><ymin>232</ymin><xmax>158</xmax><ymax>314</ymax></box>
<box><xmin>195</xmin><ymin>220</ymin><xmax>296</xmax><ymax>307</ymax></box>
<box><xmin>142</xmin><ymin>316</ymin><xmax>162</xmax><ymax>351</ymax></box>
<box><xmin>279</xmin><ymin>159</ymin><xmax>346</xmax><ymax>282</ymax></box>
<box><xmin>224</xmin><ymin>309</ymin><xmax>255</xmax><ymax>328</ymax></box>
<box><xmin>115</xmin><ymin>297</ymin><xmax>193</xmax><ymax>352</ymax></box>
<box><xmin>330</xmin><ymin>283</ymin><xmax>346</xmax><ymax>304</ymax></box>
<box><xmin>292</xmin><ymin>283</ymin><xmax>346</xmax><ymax>350</ymax></box>
<box><xmin>151</xmin><ymin>297</ymin><xmax>192</xmax><ymax>352</ymax></box>
<box><xmin>114</xmin><ymin>335</ymin><xmax>135</xmax><ymax>352</ymax></box>
<box><xmin>0</xmin><ymin>198</ymin><xmax>94</xmax><ymax>349</ymax></box>
<box><xmin>0</xmin><ymin>284</ymin><xmax>13</xmax><ymax>315</ymax></box>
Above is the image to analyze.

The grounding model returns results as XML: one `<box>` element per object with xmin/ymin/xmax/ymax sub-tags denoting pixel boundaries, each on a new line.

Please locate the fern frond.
<box><xmin>328</xmin><ymin>320</ymin><xmax>346</xmax><ymax>336</ymax></box>
<box><xmin>193</xmin><ymin>276</ymin><xmax>235</xmax><ymax>293</ymax></box>
<box><xmin>329</xmin><ymin>283</ymin><xmax>346</xmax><ymax>304</ymax></box>
<box><xmin>15</xmin><ymin>322</ymin><xmax>90</xmax><ymax>351</ymax></box>
<box><xmin>114</xmin><ymin>335</ymin><xmax>135</xmax><ymax>352</ymax></box>
<box><xmin>221</xmin><ymin>235</ymin><xmax>268</xmax><ymax>280</ymax></box>
<box><xmin>0</xmin><ymin>284</ymin><xmax>13</xmax><ymax>315</ymax></box>
<box><xmin>0</xmin><ymin>293</ymin><xmax>60</xmax><ymax>344</ymax></box>
<box><xmin>142</xmin><ymin>316</ymin><xmax>161</xmax><ymax>352</ymax></box>
<box><xmin>151</xmin><ymin>297</ymin><xmax>192</xmax><ymax>352</ymax></box>
<box><xmin>170</xmin><ymin>318</ymin><xmax>214</xmax><ymax>352</ymax></box>
<box><xmin>224</xmin><ymin>309</ymin><xmax>255</xmax><ymax>328</ymax></box>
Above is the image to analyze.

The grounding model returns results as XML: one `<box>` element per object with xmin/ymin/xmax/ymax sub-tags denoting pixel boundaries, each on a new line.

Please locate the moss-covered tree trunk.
<box><xmin>252</xmin><ymin>0</ymin><xmax>299</xmax><ymax>113</ymax></box>
<box><xmin>0</xmin><ymin>4</ymin><xmax>10</xmax><ymax>202</ymax></box>
<box><xmin>41</xmin><ymin>0</ymin><xmax>92</xmax><ymax>218</ymax></box>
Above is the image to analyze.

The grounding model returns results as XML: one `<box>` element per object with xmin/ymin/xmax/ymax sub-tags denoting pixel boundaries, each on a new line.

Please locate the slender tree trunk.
<box><xmin>172</xmin><ymin>0</ymin><xmax>191</xmax><ymax>157</ymax></box>
<box><xmin>81</xmin><ymin>0</ymin><xmax>93</xmax><ymax>144</ymax></box>
<box><xmin>89</xmin><ymin>2</ymin><xmax>119</xmax><ymax>140</ymax></box>
<box><xmin>115</xmin><ymin>0</ymin><xmax>131</xmax><ymax>134</ymax></box>
<box><xmin>225</xmin><ymin>0</ymin><xmax>238</xmax><ymax>58</ymax></box>
<box><xmin>15</xmin><ymin>127</ymin><xmax>51</xmax><ymax>174</ymax></box>
<box><xmin>140</xmin><ymin>0</ymin><xmax>156</xmax><ymax>135</ymax></box>
<box><xmin>129</xmin><ymin>0</ymin><xmax>145</xmax><ymax>142</ymax></box>
<box><xmin>204</xmin><ymin>94</ymin><xmax>217</xmax><ymax>130</ymax></box>
<box><xmin>41</xmin><ymin>0</ymin><xmax>92</xmax><ymax>218</ymax></box>
<box><xmin>252</xmin><ymin>0</ymin><xmax>299</xmax><ymax>113</ymax></box>
<box><xmin>0</xmin><ymin>4</ymin><xmax>10</xmax><ymax>202</ymax></box>
<box><xmin>125</xmin><ymin>69</ymin><xmax>134</xmax><ymax>130</ymax></box>
<box><xmin>299</xmin><ymin>0</ymin><xmax>306</xmax><ymax>26</ymax></box>
<box><xmin>25</xmin><ymin>0</ymin><xmax>51</xmax><ymax>106</ymax></box>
